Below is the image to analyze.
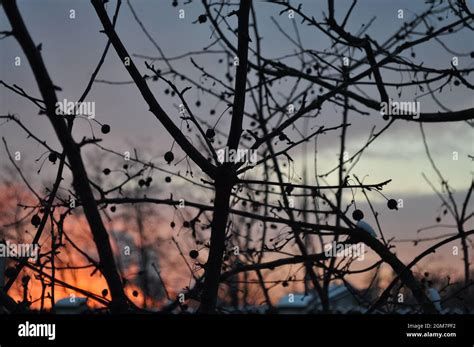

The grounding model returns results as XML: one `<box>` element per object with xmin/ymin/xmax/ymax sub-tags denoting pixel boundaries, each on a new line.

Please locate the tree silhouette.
<box><xmin>0</xmin><ymin>0</ymin><xmax>472</xmax><ymax>314</ymax></box>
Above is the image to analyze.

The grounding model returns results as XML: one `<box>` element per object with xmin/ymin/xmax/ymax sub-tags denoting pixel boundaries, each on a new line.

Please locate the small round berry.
<box><xmin>164</xmin><ymin>151</ymin><xmax>174</xmax><ymax>164</ymax></box>
<box><xmin>48</xmin><ymin>152</ymin><xmax>57</xmax><ymax>163</ymax></box>
<box><xmin>387</xmin><ymin>199</ymin><xmax>398</xmax><ymax>210</ymax></box>
<box><xmin>206</xmin><ymin>128</ymin><xmax>215</xmax><ymax>139</ymax></box>
<box><xmin>31</xmin><ymin>214</ymin><xmax>41</xmax><ymax>227</ymax></box>
<box><xmin>101</xmin><ymin>124</ymin><xmax>111</xmax><ymax>134</ymax></box>
<box><xmin>352</xmin><ymin>209</ymin><xmax>364</xmax><ymax>221</ymax></box>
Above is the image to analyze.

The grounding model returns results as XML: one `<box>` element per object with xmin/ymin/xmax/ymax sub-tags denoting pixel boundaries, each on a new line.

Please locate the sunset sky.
<box><xmin>0</xmin><ymin>0</ymin><xmax>473</xmax><ymax>308</ymax></box>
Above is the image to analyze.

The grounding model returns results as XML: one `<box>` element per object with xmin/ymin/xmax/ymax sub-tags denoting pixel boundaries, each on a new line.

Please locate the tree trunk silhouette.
<box><xmin>198</xmin><ymin>169</ymin><xmax>233</xmax><ymax>313</ymax></box>
<box><xmin>3</xmin><ymin>0</ymin><xmax>128</xmax><ymax>312</ymax></box>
